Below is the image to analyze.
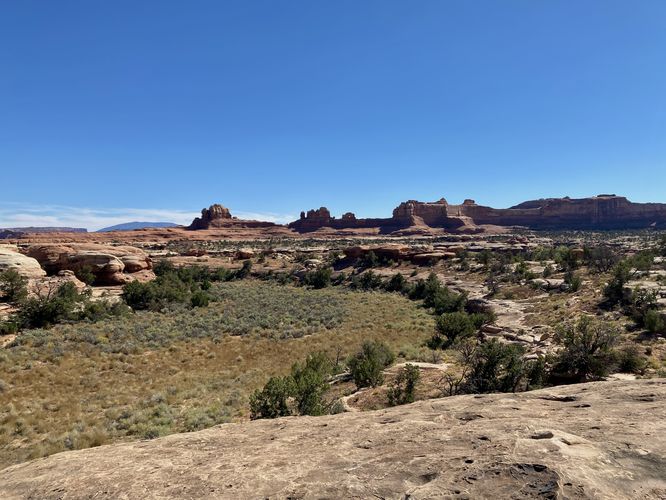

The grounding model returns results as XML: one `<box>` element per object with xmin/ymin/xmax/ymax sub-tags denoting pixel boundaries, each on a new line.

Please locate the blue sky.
<box><xmin>1</xmin><ymin>1</ymin><xmax>665</xmax><ymax>229</ymax></box>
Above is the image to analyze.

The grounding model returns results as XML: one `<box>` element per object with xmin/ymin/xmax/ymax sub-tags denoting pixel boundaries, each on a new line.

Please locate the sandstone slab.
<box><xmin>0</xmin><ymin>380</ymin><xmax>664</xmax><ymax>499</ymax></box>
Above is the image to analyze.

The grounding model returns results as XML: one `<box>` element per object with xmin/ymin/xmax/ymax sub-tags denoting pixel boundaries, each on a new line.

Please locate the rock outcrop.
<box><xmin>0</xmin><ymin>247</ymin><xmax>46</xmax><ymax>279</ymax></box>
<box><xmin>0</xmin><ymin>379</ymin><xmax>663</xmax><ymax>499</ymax></box>
<box><xmin>23</xmin><ymin>244</ymin><xmax>152</xmax><ymax>285</ymax></box>
<box><xmin>188</xmin><ymin>204</ymin><xmax>233</xmax><ymax>229</ymax></box>
<box><xmin>290</xmin><ymin>195</ymin><xmax>666</xmax><ymax>233</ymax></box>
<box><xmin>188</xmin><ymin>204</ymin><xmax>279</xmax><ymax>230</ymax></box>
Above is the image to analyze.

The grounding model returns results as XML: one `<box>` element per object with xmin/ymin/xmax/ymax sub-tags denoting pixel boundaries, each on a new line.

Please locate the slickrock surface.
<box><xmin>23</xmin><ymin>244</ymin><xmax>153</xmax><ymax>285</ymax></box>
<box><xmin>0</xmin><ymin>247</ymin><xmax>46</xmax><ymax>279</ymax></box>
<box><xmin>1</xmin><ymin>380</ymin><xmax>664</xmax><ymax>499</ymax></box>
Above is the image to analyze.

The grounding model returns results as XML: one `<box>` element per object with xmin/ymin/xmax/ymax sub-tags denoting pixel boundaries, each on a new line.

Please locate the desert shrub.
<box><xmin>190</xmin><ymin>290</ymin><xmax>211</xmax><ymax>308</ymax></box>
<box><xmin>385</xmin><ymin>273</ymin><xmax>407</xmax><ymax>293</ymax></box>
<box><xmin>74</xmin><ymin>265</ymin><xmax>96</xmax><ymax>286</ymax></box>
<box><xmin>387</xmin><ymin>364</ymin><xmax>420</xmax><ymax>406</ymax></box>
<box><xmin>0</xmin><ymin>321</ymin><xmax>19</xmax><ymax>335</ymax></box>
<box><xmin>358</xmin><ymin>251</ymin><xmax>379</xmax><ymax>268</ymax></box>
<box><xmin>303</xmin><ymin>267</ymin><xmax>332</xmax><ymax>289</ymax></box>
<box><xmin>0</xmin><ymin>269</ymin><xmax>28</xmax><ymax>303</ymax></box>
<box><xmin>616</xmin><ymin>345</ymin><xmax>647</xmax><ymax>374</ymax></box>
<box><xmin>554</xmin><ymin>246</ymin><xmax>578</xmax><ymax>271</ymax></box>
<box><xmin>627</xmin><ymin>250</ymin><xmax>655</xmax><ymax>275</ymax></box>
<box><xmin>17</xmin><ymin>282</ymin><xmax>87</xmax><ymax>329</ymax></box>
<box><xmin>351</xmin><ymin>270</ymin><xmax>383</xmax><ymax>290</ymax></box>
<box><xmin>249</xmin><ymin>376</ymin><xmax>293</xmax><ymax>419</ymax></box>
<box><xmin>550</xmin><ymin>317</ymin><xmax>619</xmax><ymax>383</ymax></box>
<box><xmin>233</xmin><ymin>260</ymin><xmax>253</xmax><ymax>280</ymax></box>
<box><xmin>513</xmin><ymin>260</ymin><xmax>535</xmax><ymax>282</ymax></box>
<box><xmin>79</xmin><ymin>299</ymin><xmax>130</xmax><ymax>322</ymax></box>
<box><xmin>476</xmin><ymin>249</ymin><xmax>493</xmax><ymax>268</ymax></box>
<box><xmin>348</xmin><ymin>341</ymin><xmax>395</xmax><ymax>389</ymax></box>
<box><xmin>121</xmin><ymin>281</ymin><xmax>157</xmax><ymax>310</ymax></box>
<box><xmin>643</xmin><ymin>308</ymin><xmax>665</xmax><ymax>334</ymax></box>
<box><xmin>564</xmin><ymin>270</ymin><xmax>582</xmax><ymax>292</ymax></box>
<box><xmin>584</xmin><ymin>245</ymin><xmax>619</xmax><ymax>273</ymax></box>
<box><xmin>524</xmin><ymin>356</ymin><xmax>548</xmax><ymax>391</ymax></box>
<box><xmin>429</xmin><ymin>311</ymin><xmax>476</xmax><ymax>349</ymax></box>
<box><xmin>122</xmin><ymin>264</ymin><xmax>217</xmax><ymax>311</ymax></box>
<box><xmin>542</xmin><ymin>264</ymin><xmax>554</xmax><ymax>278</ymax></box>
<box><xmin>463</xmin><ymin>340</ymin><xmax>527</xmax><ymax>393</ymax></box>
<box><xmin>410</xmin><ymin>273</ymin><xmax>467</xmax><ymax>314</ymax></box>
<box><xmin>603</xmin><ymin>260</ymin><xmax>632</xmax><ymax>307</ymax></box>
<box><xmin>290</xmin><ymin>352</ymin><xmax>334</xmax><ymax>416</ymax></box>
<box><xmin>153</xmin><ymin>259</ymin><xmax>177</xmax><ymax>276</ymax></box>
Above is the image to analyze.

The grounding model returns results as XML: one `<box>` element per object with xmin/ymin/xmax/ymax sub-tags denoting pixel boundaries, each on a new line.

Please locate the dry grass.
<box><xmin>0</xmin><ymin>281</ymin><xmax>432</xmax><ymax>468</ymax></box>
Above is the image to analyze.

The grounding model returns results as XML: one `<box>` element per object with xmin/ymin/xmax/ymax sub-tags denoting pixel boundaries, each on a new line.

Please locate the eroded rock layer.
<box><xmin>289</xmin><ymin>195</ymin><xmax>666</xmax><ymax>233</ymax></box>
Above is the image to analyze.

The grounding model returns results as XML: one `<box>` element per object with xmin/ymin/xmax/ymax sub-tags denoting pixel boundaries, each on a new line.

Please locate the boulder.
<box><xmin>23</xmin><ymin>244</ymin><xmax>152</xmax><ymax>285</ymax></box>
<box><xmin>0</xmin><ymin>247</ymin><xmax>46</xmax><ymax>279</ymax></box>
<box><xmin>343</xmin><ymin>245</ymin><xmax>411</xmax><ymax>261</ymax></box>
<box><xmin>236</xmin><ymin>249</ymin><xmax>255</xmax><ymax>260</ymax></box>
<box><xmin>30</xmin><ymin>271</ymin><xmax>87</xmax><ymax>295</ymax></box>
<box><xmin>411</xmin><ymin>252</ymin><xmax>456</xmax><ymax>265</ymax></box>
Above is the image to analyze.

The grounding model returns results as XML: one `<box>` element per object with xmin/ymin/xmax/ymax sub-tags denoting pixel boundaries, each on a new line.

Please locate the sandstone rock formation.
<box><xmin>290</xmin><ymin>195</ymin><xmax>666</xmax><ymax>233</ymax></box>
<box><xmin>0</xmin><ymin>379</ymin><xmax>663</xmax><ymax>499</ymax></box>
<box><xmin>188</xmin><ymin>204</ymin><xmax>280</xmax><ymax>231</ymax></box>
<box><xmin>188</xmin><ymin>204</ymin><xmax>233</xmax><ymax>230</ymax></box>
<box><xmin>0</xmin><ymin>247</ymin><xmax>46</xmax><ymax>279</ymax></box>
<box><xmin>23</xmin><ymin>244</ymin><xmax>152</xmax><ymax>285</ymax></box>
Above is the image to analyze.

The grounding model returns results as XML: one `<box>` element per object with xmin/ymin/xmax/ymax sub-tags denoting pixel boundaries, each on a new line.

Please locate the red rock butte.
<box><xmin>286</xmin><ymin>194</ymin><xmax>666</xmax><ymax>233</ymax></box>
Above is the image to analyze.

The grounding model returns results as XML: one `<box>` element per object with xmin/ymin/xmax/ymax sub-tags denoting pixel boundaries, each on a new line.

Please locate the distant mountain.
<box><xmin>97</xmin><ymin>222</ymin><xmax>179</xmax><ymax>232</ymax></box>
<box><xmin>0</xmin><ymin>227</ymin><xmax>88</xmax><ymax>233</ymax></box>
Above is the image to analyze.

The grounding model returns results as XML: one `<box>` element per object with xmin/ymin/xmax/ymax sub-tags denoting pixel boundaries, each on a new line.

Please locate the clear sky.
<box><xmin>1</xmin><ymin>1</ymin><xmax>665</xmax><ymax>229</ymax></box>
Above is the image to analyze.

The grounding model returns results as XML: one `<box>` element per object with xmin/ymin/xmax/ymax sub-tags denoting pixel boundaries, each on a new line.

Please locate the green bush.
<box><xmin>190</xmin><ymin>290</ymin><xmax>211</xmax><ymax>308</ymax></box>
<box><xmin>348</xmin><ymin>341</ymin><xmax>395</xmax><ymax>389</ymax></box>
<box><xmin>74</xmin><ymin>265</ymin><xmax>96</xmax><ymax>286</ymax></box>
<box><xmin>603</xmin><ymin>261</ymin><xmax>632</xmax><ymax>307</ymax></box>
<box><xmin>303</xmin><ymin>267</ymin><xmax>332</xmax><ymax>289</ymax></box>
<box><xmin>358</xmin><ymin>251</ymin><xmax>379</xmax><ymax>268</ymax></box>
<box><xmin>17</xmin><ymin>282</ymin><xmax>86</xmax><ymax>329</ymax></box>
<box><xmin>0</xmin><ymin>269</ymin><xmax>28</xmax><ymax>303</ymax></box>
<box><xmin>249</xmin><ymin>376</ymin><xmax>293</xmax><ymax>419</ymax></box>
<box><xmin>550</xmin><ymin>317</ymin><xmax>619</xmax><ymax>383</ymax></box>
<box><xmin>351</xmin><ymin>270</ymin><xmax>384</xmax><ymax>290</ymax></box>
<box><xmin>387</xmin><ymin>364</ymin><xmax>420</xmax><ymax>406</ymax></box>
<box><xmin>410</xmin><ymin>273</ymin><xmax>467</xmax><ymax>314</ymax></box>
<box><xmin>616</xmin><ymin>345</ymin><xmax>647</xmax><ymax>374</ymax></box>
<box><xmin>430</xmin><ymin>311</ymin><xmax>476</xmax><ymax>349</ymax></box>
<box><xmin>564</xmin><ymin>270</ymin><xmax>582</xmax><ymax>292</ymax></box>
<box><xmin>644</xmin><ymin>308</ymin><xmax>665</xmax><ymax>334</ymax></box>
<box><xmin>249</xmin><ymin>351</ymin><xmax>334</xmax><ymax>419</ymax></box>
<box><xmin>122</xmin><ymin>264</ymin><xmax>217</xmax><ymax>311</ymax></box>
<box><xmin>0</xmin><ymin>321</ymin><xmax>19</xmax><ymax>335</ymax></box>
<box><xmin>463</xmin><ymin>340</ymin><xmax>527</xmax><ymax>393</ymax></box>
<box><xmin>79</xmin><ymin>299</ymin><xmax>130</xmax><ymax>322</ymax></box>
<box><xmin>385</xmin><ymin>273</ymin><xmax>407</xmax><ymax>293</ymax></box>
<box><xmin>290</xmin><ymin>352</ymin><xmax>333</xmax><ymax>416</ymax></box>
<box><xmin>233</xmin><ymin>260</ymin><xmax>253</xmax><ymax>280</ymax></box>
<box><xmin>584</xmin><ymin>245</ymin><xmax>618</xmax><ymax>273</ymax></box>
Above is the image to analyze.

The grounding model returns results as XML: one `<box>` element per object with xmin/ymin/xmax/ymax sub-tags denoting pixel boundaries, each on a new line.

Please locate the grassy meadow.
<box><xmin>0</xmin><ymin>281</ymin><xmax>432</xmax><ymax>467</ymax></box>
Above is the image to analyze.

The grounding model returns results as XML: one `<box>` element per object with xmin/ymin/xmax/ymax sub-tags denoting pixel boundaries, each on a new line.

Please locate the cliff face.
<box><xmin>289</xmin><ymin>195</ymin><xmax>666</xmax><ymax>233</ymax></box>
<box><xmin>458</xmin><ymin>195</ymin><xmax>666</xmax><ymax>229</ymax></box>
